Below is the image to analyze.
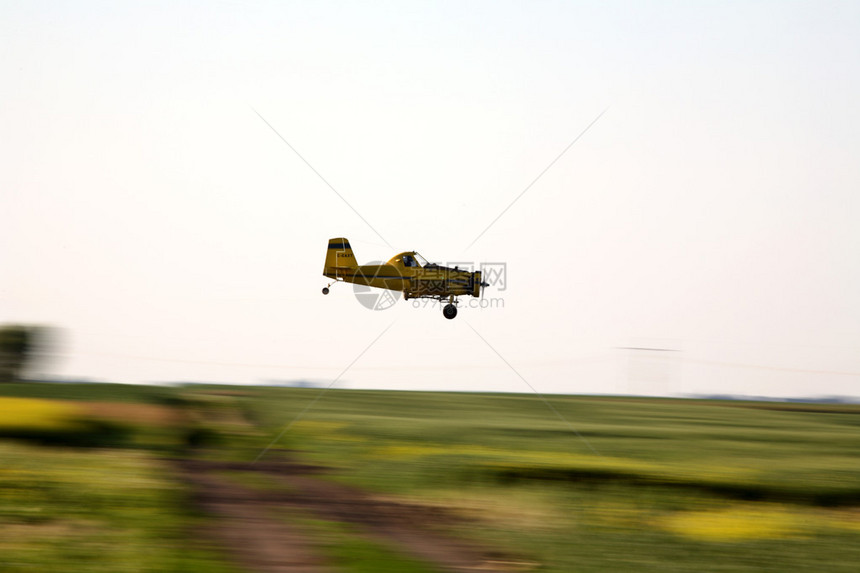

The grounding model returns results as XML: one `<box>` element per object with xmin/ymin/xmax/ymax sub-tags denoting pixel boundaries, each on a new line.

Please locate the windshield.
<box><xmin>413</xmin><ymin>252</ymin><xmax>430</xmax><ymax>267</ymax></box>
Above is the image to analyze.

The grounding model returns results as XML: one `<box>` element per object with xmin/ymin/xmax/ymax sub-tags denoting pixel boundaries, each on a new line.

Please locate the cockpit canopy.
<box><xmin>390</xmin><ymin>251</ymin><xmax>429</xmax><ymax>268</ymax></box>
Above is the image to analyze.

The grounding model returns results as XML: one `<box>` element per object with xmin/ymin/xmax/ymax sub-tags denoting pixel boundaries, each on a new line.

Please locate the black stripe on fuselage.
<box><xmin>334</xmin><ymin>272</ymin><xmax>407</xmax><ymax>280</ymax></box>
<box><xmin>328</xmin><ymin>242</ymin><xmax>351</xmax><ymax>249</ymax></box>
<box><xmin>350</xmin><ymin>275</ymin><xmax>407</xmax><ymax>280</ymax></box>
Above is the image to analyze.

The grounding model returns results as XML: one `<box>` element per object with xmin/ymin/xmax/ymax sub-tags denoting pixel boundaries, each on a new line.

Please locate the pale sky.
<box><xmin>3</xmin><ymin>1</ymin><xmax>859</xmax><ymax>398</ymax></box>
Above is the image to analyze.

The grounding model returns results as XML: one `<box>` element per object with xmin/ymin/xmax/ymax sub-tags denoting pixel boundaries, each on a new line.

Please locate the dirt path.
<box><xmin>174</xmin><ymin>456</ymin><xmax>532</xmax><ymax>573</ymax></box>
<box><xmin>175</xmin><ymin>459</ymin><xmax>335</xmax><ymax>573</ymax></box>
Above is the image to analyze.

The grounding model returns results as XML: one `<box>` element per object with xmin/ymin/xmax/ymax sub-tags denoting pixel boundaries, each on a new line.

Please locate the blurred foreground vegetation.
<box><xmin>0</xmin><ymin>382</ymin><xmax>858</xmax><ymax>572</ymax></box>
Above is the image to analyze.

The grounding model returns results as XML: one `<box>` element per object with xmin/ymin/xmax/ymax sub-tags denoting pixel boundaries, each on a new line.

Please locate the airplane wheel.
<box><xmin>443</xmin><ymin>304</ymin><xmax>457</xmax><ymax>320</ymax></box>
<box><xmin>322</xmin><ymin>287</ymin><xmax>330</xmax><ymax>295</ymax></box>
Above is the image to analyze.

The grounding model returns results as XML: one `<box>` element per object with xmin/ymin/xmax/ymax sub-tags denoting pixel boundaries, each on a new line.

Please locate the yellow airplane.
<box><xmin>322</xmin><ymin>237</ymin><xmax>488</xmax><ymax>319</ymax></box>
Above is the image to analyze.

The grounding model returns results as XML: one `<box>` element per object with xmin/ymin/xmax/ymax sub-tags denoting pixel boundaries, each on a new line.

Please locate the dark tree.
<box><xmin>0</xmin><ymin>325</ymin><xmax>42</xmax><ymax>382</ymax></box>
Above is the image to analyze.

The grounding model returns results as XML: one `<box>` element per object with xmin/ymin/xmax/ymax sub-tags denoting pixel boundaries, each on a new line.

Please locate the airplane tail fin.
<box><xmin>323</xmin><ymin>237</ymin><xmax>358</xmax><ymax>278</ymax></box>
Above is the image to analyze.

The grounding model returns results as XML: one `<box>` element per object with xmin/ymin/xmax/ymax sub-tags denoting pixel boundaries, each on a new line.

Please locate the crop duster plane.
<box><xmin>322</xmin><ymin>238</ymin><xmax>488</xmax><ymax>319</ymax></box>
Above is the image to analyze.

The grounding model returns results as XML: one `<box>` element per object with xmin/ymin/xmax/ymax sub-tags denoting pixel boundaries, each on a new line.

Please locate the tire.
<box><xmin>443</xmin><ymin>304</ymin><xmax>457</xmax><ymax>319</ymax></box>
<box><xmin>322</xmin><ymin>287</ymin><xmax>330</xmax><ymax>295</ymax></box>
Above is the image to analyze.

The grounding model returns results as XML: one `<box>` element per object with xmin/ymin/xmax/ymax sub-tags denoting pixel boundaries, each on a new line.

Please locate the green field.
<box><xmin>1</xmin><ymin>383</ymin><xmax>859</xmax><ymax>572</ymax></box>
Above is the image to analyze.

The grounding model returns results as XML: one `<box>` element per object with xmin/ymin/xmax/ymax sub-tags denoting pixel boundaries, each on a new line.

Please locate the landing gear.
<box><xmin>322</xmin><ymin>287</ymin><xmax>330</xmax><ymax>295</ymax></box>
<box><xmin>443</xmin><ymin>303</ymin><xmax>457</xmax><ymax>320</ymax></box>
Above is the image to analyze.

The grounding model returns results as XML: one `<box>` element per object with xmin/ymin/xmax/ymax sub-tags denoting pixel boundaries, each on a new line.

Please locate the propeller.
<box><xmin>472</xmin><ymin>270</ymin><xmax>489</xmax><ymax>299</ymax></box>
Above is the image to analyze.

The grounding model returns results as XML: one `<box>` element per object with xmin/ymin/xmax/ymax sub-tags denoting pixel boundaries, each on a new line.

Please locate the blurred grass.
<box><xmin>239</xmin><ymin>390</ymin><xmax>860</xmax><ymax>494</ymax></box>
<box><xmin>238</xmin><ymin>388</ymin><xmax>860</xmax><ymax>572</ymax></box>
<box><xmin>0</xmin><ymin>387</ymin><xmax>240</xmax><ymax>572</ymax></box>
<box><xmin>1</xmin><ymin>383</ymin><xmax>859</xmax><ymax>572</ymax></box>
<box><xmin>0</xmin><ymin>442</ymin><xmax>238</xmax><ymax>573</ymax></box>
